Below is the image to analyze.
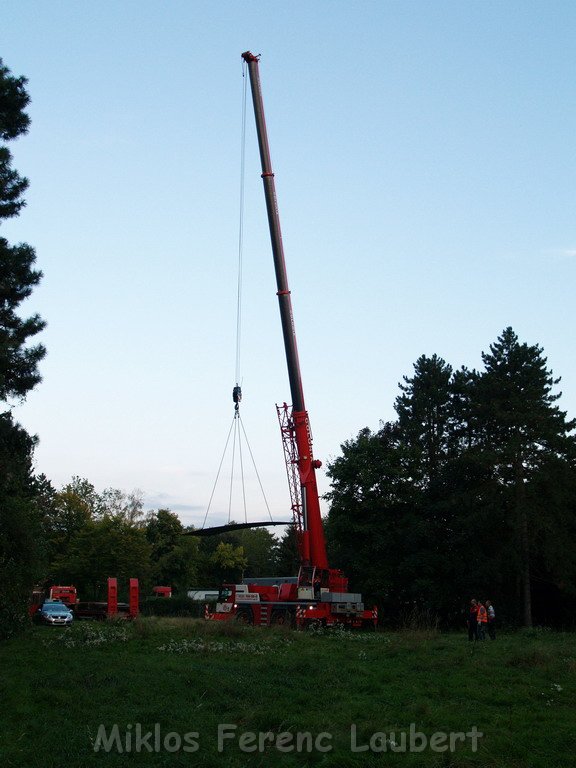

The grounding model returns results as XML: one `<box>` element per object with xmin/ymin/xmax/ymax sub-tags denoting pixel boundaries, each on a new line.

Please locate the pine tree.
<box><xmin>0</xmin><ymin>58</ymin><xmax>46</xmax><ymax>637</ymax></box>
<box><xmin>0</xmin><ymin>58</ymin><xmax>45</xmax><ymax>401</ymax></box>
<box><xmin>394</xmin><ymin>354</ymin><xmax>453</xmax><ymax>487</ymax></box>
<box><xmin>475</xmin><ymin>327</ymin><xmax>576</xmax><ymax>626</ymax></box>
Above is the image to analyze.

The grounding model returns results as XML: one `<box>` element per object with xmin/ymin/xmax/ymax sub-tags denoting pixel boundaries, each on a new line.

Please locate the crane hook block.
<box><xmin>233</xmin><ymin>384</ymin><xmax>242</xmax><ymax>409</ymax></box>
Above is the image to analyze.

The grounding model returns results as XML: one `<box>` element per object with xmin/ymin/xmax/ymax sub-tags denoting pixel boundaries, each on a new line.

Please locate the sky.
<box><xmin>2</xmin><ymin>1</ymin><xmax>576</xmax><ymax>529</ymax></box>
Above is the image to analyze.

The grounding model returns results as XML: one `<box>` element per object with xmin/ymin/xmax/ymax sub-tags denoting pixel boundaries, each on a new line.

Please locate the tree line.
<box><xmin>35</xmin><ymin>476</ymin><xmax>288</xmax><ymax>600</ymax></box>
<box><xmin>325</xmin><ymin>329</ymin><xmax>576</xmax><ymax>628</ymax></box>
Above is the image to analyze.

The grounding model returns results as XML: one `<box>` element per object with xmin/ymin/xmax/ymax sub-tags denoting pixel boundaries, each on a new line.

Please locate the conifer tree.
<box><xmin>0</xmin><ymin>58</ymin><xmax>45</xmax><ymax>400</ymax></box>
<box><xmin>475</xmin><ymin>327</ymin><xmax>576</xmax><ymax>626</ymax></box>
<box><xmin>0</xmin><ymin>58</ymin><xmax>46</xmax><ymax>637</ymax></box>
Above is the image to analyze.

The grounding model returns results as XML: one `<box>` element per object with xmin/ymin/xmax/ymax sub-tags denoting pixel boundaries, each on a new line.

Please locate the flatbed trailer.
<box><xmin>72</xmin><ymin>601</ymin><xmax>131</xmax><ymax>620</ymax></box>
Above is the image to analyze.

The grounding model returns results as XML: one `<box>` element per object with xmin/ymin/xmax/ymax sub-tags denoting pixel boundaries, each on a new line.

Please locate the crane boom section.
<box><xmin>242</xmin><ymin>51</ymin><xmax>328</xmax><ymax>569</ymax></box>
<box><xmin>241</xmin><ymin>52</ymin><xmax>304</xmax><ymax>412</ymax></box>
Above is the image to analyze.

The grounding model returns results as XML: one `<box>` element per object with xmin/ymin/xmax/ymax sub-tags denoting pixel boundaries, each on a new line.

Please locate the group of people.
<box><xmin>468</xmin><ymin>599</ymin><xmax>496</xmax><ymax>640</ymax></box>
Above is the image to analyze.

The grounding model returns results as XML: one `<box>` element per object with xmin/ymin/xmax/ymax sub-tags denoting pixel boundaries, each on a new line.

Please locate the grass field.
<box><xmin>1</xmin><ymin>618</ymin><xmax>574</xmax><ymax>767</ymax></box>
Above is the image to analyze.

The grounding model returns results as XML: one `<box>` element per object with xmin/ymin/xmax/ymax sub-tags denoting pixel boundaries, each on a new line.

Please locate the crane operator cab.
<box><xmin>297</xmin><ymin>566</ymin><xmax>329</xmax><ymax>601</ymax></box>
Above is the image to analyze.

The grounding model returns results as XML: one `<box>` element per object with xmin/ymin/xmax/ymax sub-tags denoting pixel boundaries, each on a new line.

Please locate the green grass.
<box><xmin>1</xmin><ymin>619</ymin><xmax>574</xmax><ymax>767</ymax></box>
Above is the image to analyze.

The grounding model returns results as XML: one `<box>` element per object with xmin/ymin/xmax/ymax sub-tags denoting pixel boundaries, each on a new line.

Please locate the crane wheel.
<box><xmin>235</xmin><ymin>608</ymin><xmax>253</xmax><ymax>625</ymax></box>
<box><xmin>305</xmin><ymin>619</ymin><xmax>326</xmax><ymax>632</ymax></box>
<box><xmin>271</xmin><ymin>609</ymin><xmax>294</xmax><ymax>628</ymax></box>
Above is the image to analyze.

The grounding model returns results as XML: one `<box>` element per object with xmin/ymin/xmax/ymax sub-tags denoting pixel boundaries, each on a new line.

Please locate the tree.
<box><xmin>146</xmin><ymin>509</ymin><xmax>184</xmax><ymax>558</ymax></box>
<box><xmin>146</xmin><ymin>509</ymin><xmax>199</xmax><ymax>593</ymax></box>
<box><xmin>394</xmin><ymin>354</ymin><xmax>453</xmax><ymax>488</ymax></box>
<box><xmin>0</xmin><ymin>241</ymin><xmax>45</xmax><ymax>399</ymax></box>
<box><xmin>39</xmin><ymin>477</ymin><xmax>105</xmax><ymax>579</ymax></box>
<box><xmin>475</xmin><ymin>327</ymin><xmax>576</xmax><ymax>626</ymax></box>
<box><xmin>194</xmin><ymin>523</ymin><xmax>278</xmax><ymax>586</ymax></box>
<box><xmin>527</xmin><ymin>452</ymin><xmax>576</xmax><ymax>625</ymax></box>
<box><xmin>48</xmin><ymin>479</ymin><xmax>98</xmax><ymax>538</ymax></box>
<box><xmin>151</xmin><ymin>538</ymin><xmax>199</xmax><ymax>595</ymax></box>
<box><xmin>0</xmin><ymin>59</ymin><xmax>45</xmax><ymax>401</ymax></box>
<box><xmin>52</xmin><ymin>517</ymin><xmax>152</xmax><ymax>599</ymax></box>
<box><xmin>97</xmin><ymin>487</ymin><xmax>145</xmax><ymax>526</ymax></box>
<box><xmin>0</xmin><ymin>60</ymin><xmax>30</xmax><ymax>139</ymax></box>
<box><xmin>0</xmin><ymin>412</ymin><xmax>45</xmax><ymax>637</ymax></box>
<box><xmin>234</xmin><ymin>527</ymin><xmax>278</xmax><ymax>578</ymax></box>
<box><xmin>273</xmin><ymin>524</ymin><xmax>300</xmax><ymax>575</ymax></box>
<box><xmin>0</xmin><ymin>59</ymin><xmax>46</xmax><ymax>637</ymax></box>
<box><xmin>0</xmin><ymin>57</ymin><xmax>30</xmax><ymax>217</ymax></box>
<box><xmin>210</xmin><ymin>542</ymin><xmax>247</xmax><ymax>583</ymax></box>
<box><xmin>325</xmin><ymin>423</ymin><xmax>416</xmax><ymax>611</ymax></box>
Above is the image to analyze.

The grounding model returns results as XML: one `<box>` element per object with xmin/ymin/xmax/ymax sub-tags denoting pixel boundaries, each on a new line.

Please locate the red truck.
<box><xmin>49</xmin><ymin>585</ymin><xmax>78</xmax><ymax>605</ymax></box>
<box><xmin>29</xmin><ymin>585</ymin><xmax>77</xmax><ymax>616</ymax></box>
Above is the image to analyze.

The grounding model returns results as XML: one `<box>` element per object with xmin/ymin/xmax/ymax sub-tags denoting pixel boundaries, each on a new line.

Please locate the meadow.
<box><xmin>0</xmin><ymin>618</ymin><xmax>574</xmax><ymax>767</ymax></box>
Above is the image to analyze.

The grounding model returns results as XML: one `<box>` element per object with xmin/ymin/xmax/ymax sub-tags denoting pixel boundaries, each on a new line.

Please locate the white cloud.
<box><xmin>543</xmin><ymin>248</ymin><xmax>576</xmax><ymax>258</ymax></box>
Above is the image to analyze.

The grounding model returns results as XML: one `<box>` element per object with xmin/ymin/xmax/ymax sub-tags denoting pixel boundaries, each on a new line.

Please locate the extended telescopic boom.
<box><xmin>241</xmin><ymin>51</ymin><xmax>328</xmax><ymax>569</ymax></box>
<box><xmin>241</xmin><ymin>52</ymin><xmax>305</xmax><ymax>412</ymax></box>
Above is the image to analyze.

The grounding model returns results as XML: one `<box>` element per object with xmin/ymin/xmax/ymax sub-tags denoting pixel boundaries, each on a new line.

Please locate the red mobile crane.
<box><xmin>206</xmin><ymin>52</ymin><xmax>376</xmax><ymax>629</ymax></box>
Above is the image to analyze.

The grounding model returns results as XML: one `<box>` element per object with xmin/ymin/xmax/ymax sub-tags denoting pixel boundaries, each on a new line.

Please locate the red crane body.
<box><xmin>206</xmin><ymin>52</ymin><xmax>376</xmax><ymax>629</ymax></box>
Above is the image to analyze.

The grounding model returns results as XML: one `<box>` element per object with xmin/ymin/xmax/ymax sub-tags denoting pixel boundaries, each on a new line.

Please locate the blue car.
<box><xmin>34</xmin><ymin>601</ymin><xmax>74</xmax><ymax>626</ymax></box>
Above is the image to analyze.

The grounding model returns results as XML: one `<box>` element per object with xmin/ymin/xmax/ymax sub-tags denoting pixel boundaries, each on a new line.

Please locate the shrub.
<box><xmin>139</xmin><ymin>595</ymin><xmax>206</xmax><ymax>618</ymax></box>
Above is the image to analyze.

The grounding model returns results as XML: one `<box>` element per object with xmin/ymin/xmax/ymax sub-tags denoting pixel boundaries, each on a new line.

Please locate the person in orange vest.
<box><xmin>468</xmin><ymin>599</ymin><xmax>479</xmax><ymax>641</ymax></box>
<box><xmin>477</xmin><ymin>601</ymin><xmax>488</xmax><ymax>640</ymax></box>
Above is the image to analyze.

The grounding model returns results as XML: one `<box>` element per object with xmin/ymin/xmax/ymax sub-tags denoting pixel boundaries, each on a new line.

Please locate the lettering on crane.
<box><xmin>236</xmin><ymin>592</ymin><xmax>261</xmax><ymax>603</ymax></box>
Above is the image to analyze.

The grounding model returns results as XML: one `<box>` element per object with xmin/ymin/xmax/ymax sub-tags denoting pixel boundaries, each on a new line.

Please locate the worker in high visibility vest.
<box><xmin>477</xmin><ymin>602</ymin><xmax>488</xmax><ymax>640</ymax></box>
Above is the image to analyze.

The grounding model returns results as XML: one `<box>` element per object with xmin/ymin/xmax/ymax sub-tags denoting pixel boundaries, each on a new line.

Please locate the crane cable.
<box><xmin>227</xmin><ymin>61</ymin><xmax>248</xmax><ymax>524</ymax></box>
<box><xmin>201</xmin><ymin>61</ymin><xmax>273</xmax><ymax>529</ymax></box>
<box><xmin>201</xmin><ymin>411</ymin><xmax>273</xmax><ymax>527</ymax></box>
<box><xmin>235</xmin><ymin>60</ymin><xmax>247</xmax><ymax>390</ymax></box>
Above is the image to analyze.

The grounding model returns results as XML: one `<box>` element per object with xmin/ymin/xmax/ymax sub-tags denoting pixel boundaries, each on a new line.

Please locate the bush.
<box><xmin>139</xmin><ymin>596</ymin><xmax>207</xmax><ymax>618</ymax></box>
<box><xmin>398</xmin><ymin>604</ymin><xmax>440</xmax><ymax>634</ymax></box>
<box><xmin>0</xmin><ymin>558</ymin><xmax>30</xmax><ymax>641</ymax></box>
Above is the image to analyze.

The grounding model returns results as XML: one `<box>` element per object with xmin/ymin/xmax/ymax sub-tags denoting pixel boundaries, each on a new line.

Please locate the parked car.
<box><xmin>34</xmin><ymin>602</ymin><xmax>74</xmax><ymax>626</ymax></box>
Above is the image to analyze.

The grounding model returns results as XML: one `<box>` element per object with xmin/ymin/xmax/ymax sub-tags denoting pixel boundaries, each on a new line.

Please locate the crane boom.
<box><xmin>241</xmin><ymin>51</ymin><xmax>328</xmax><ymax>569</ymax></box>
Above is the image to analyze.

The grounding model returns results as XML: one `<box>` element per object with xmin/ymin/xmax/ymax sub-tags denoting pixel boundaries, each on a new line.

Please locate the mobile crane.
<box><xmin>206</xmin><ymin>52</ymin><xmax>377</xmax><ymax>629</ymax></box>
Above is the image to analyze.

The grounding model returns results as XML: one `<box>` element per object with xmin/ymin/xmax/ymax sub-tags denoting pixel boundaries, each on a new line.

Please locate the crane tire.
<box><xmin>271</xmin><ymin>609</ymin><xmax>294</xmax><ymax>628</ymax></box>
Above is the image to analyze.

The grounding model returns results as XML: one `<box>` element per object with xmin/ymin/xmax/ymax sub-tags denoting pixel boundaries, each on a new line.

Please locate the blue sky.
<box><xmin>2</xmin><ymin>1</ymin><xmax>576</xmax><ymax>527</ymax></box>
